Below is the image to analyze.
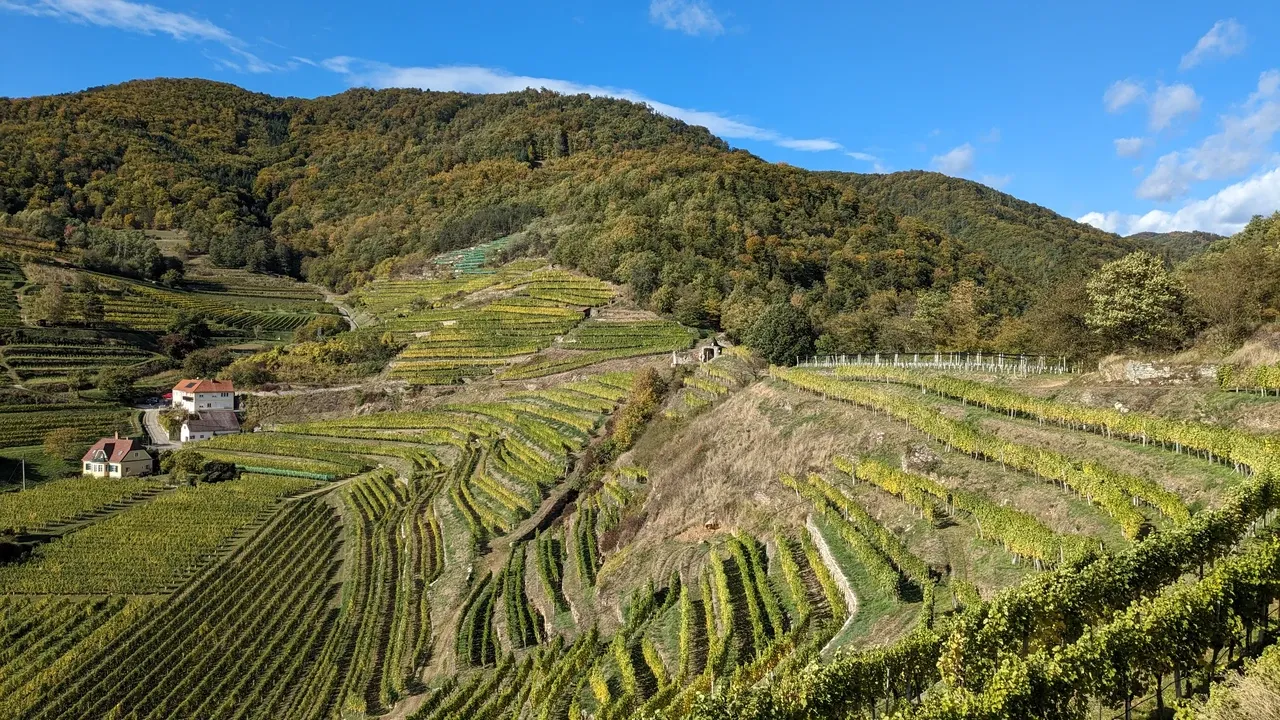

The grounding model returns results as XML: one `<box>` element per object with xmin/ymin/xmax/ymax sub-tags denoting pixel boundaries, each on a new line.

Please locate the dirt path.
<box><xmin>807</xmin><ymin>515</ymin><xmax>859</xmax><ymax>655</ymax></box>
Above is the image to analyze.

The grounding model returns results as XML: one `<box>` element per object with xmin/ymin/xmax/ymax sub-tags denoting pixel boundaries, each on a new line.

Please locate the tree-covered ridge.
<box><xmin>1126</xmin><ymin>229</ymin><xmax>1223</xmax><ymax>263</ymax></box>
<box><xmin>0</xmin><ymin>78</ymin><xmax>1222</xmax><ymax>358</ymax></box>
<box><xmin>833</xmin><ymin>170</ymin><xmax>1140</xmax><ymax>288</ymax></box>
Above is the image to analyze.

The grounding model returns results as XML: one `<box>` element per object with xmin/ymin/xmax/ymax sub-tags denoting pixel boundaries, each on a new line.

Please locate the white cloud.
<box><xmin>1080</xmin><ymin>166</ymin><xmax>1280</xmax><ymax>235</ymax></box>
<box><xmin>777</xmin><ymin>138</ymin><xmax>842</xmax><ymax>152</ymax></box>
<box><xmin>1076</xmin><ymin>211</ymin><xmax>1127</xmax><ymax>234</ymax></box>
<box><xmin>1149</xmin><ymin>83</ymin><xmax>1201</xmax><ymax>131</ymax></box>
<box><xmin>0</xmin><ymin>0</ymin><xmax>233</xmax><ymax>41</ymax></box>
<box><xmin>0</xmin><ymin>0</ymin><xmax>280</xmax><ymax>72</ymax></box>
<box><xmin>324</xmin><ymin>58</ymin><xmax>842</xmax><ymax>153</ymax></box>
<box><xmin>1136</xmin><ymin>70</ymin><xmax>1280</xmax><ymax>200</ymax></box>
<box><xmin>649</xmin><ymin>0</ymin><xmax>723</xmax><ymax>37</ymax></box>
<box><xmin>1180</xmin><ymin>18</ymin><xmax>1247</xmax><ymax>70</ymax></box>
<box><xmin>931</xmin><ymin>143</ymin><xmax>975</xmax><ymax>175</ymax></box>
<box><xmin>980</xmin><ymin>174</ymin><xmax>1012</xmax><ymax>189</ymax></box>
<box><xmin>1114</xmin><ymin>137</ymin><xmax>1148</xmax><ymax>158</ymax></box>
<box><xmin>1104</xmin><ymin>79</ymin><xmax>1146</xmax><ymax>113</ymax></box>
<box><xmin>846</xmin><ymin>151</ymin><xmax>886</xmax><ymax>173</ymax></box>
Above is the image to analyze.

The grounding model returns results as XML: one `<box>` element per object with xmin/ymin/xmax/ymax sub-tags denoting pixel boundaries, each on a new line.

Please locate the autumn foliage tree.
<box><xmin>1085</xmin><ymin>251</ymin><xmax>1190</xmax><ymax>351</ymax></box>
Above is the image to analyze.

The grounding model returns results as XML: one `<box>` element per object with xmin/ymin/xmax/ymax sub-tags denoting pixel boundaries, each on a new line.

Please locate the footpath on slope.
<box><xmin>807</xmin><ymin>514</ymin><xmax>860</xmax><ymax>656</ymax></box>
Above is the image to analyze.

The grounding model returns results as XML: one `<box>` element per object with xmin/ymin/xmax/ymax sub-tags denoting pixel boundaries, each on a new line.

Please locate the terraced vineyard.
<box><xmin>0</xmin><ymin>342</ymin><xmax>161</xmax><ymax>382</ymax></box>
<box><xmin>30</xmin><ymin>269</ymin><xmax>339</xmax><ymax>334</ymax></box>
<box><xmin>0</xmin><ymin>403</ymin><xmax>137</xmax><ymax>448</ymax></box>
<box><xmin>353</xmin><ymin>260</ymin><xmax>698</xmax><ymax>385</ymax></box>
<box><xmin>0</xmin><ymin>260</ymin><xmax>25</xmax><ymax>327</ymax></box>
<box><xmin>5</xmin><ymin>282</ymin><xmax>1280</xmax><ymax>718</ymax></box>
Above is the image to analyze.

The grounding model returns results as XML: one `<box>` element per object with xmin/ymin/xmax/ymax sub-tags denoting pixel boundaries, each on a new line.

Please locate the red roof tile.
<box><xmin>81</xmin><ymin>436</ymin><xmax>143</xmax><ymax>464</ymax></box>
<box><xmin>172</xmin><ymin>378</ymin><xmax>235</xmax><ymax>393</ymax></box>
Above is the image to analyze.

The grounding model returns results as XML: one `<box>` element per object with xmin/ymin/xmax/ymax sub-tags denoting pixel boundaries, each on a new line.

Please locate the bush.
<box><xmin>96</xmin><ymin>367</ymin><xmax>135</xmax><ymax>402</ymax></box>
<box><xmin>182</xmin><ymin>347</ymin><xmax>235</xmax><ymax>378</ymax></box>
<box><xmin>747</xmin><ymin>303</ymin><xmax>815</xmax><ymax>366</ymax></box>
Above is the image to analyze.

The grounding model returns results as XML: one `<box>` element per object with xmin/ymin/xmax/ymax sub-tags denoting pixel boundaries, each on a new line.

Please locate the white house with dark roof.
<box><xmin>82</xmin><ymin>433</ymin><xmax>154</xmax><ymax>478</ymax></box>
<box><xmin>172</xmin><ymin>378</ymin><xmax>235</xmax><ymax>413</ymax></box>
<box><xmin>181</xmin><ymin>410</ymin><xmax>241</xmax><ymax>443</ymax></box>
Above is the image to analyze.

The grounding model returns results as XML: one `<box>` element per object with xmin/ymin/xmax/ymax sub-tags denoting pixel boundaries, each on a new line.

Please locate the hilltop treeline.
<box><xmin>0</xmin><ymin>78</ymin><xmax>1249</xmax><ymax>359</ymax></box>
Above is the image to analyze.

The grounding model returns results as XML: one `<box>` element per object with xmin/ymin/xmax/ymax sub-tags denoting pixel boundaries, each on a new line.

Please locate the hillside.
<box><xmin>1</xmin><ymin>76</ymin><xmax>1280</xmax><ymax>718</ymax></box>
<box><xmin>1127</xmin><ymin>229</ymin><xmax>1223</xmax><ymax>262</ymax></box>
<box><xmin>1</xmin><ymin>78</ymin><xmax>1160</xmax><ymax>353</ymax></box>
<box><xmin>834</xmin><ymin>171</ymin><xmax>1145</xmax><ymax>287</ymax></box>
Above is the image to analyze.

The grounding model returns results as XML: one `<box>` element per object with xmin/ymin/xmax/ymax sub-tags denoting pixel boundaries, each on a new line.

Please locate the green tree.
<box><xmin>746</xmin><ymin>302</ymin><xmax>816</xmax><ymax>365</ymax></box>
<box><xmin>292</xmin><ymin>314</ymin><xmax>347</xmax><ymax>343</ymax></box>
<box><xmin>31</xmin><ymin>284</ymin><xmax>68</xmax><ymax>325</ymax></box>
<box><xmin>162</xmin><ymin>449</ymin><xmax>207</xmax><ymax>485</ymax></box>
<box><xmin>43</xmin><ymin>427</ymin><xmax>80</xmax><ymax>461</ymax></box>
<box><xmin>182</xmin><ymin>347</ymin><xmax>235</xmax><ymax>378</ymax></box>
<box><xmin>96</xmin><ymin>367</ymin><xmax>135</xmax><ymax>402</ymax></box>
<box><xmin>167</xmin><ymin>312</ymin><xmax>212</xmax><ymax>346</ymax></box>
<box><xmin>1085</xmin><ymin>251</ymin><xmax>1190</xmax><ymax>350</ymax></box>
<box><xmin>159</xmin><ymin>268</ymin><xmax>184</xmax><ymax>288</ymax></box>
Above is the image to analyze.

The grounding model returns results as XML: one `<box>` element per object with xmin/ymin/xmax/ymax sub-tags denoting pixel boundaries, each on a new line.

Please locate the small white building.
<box><xmin>172</xmin><ymin>378</ymin><xmax>235</xmax><ymax>413</ymax></box>
<box><xmin>81</xmin><ymin>434</ymin><xmax>153</xmax><ymax>478</ymax></box>
<box><xmin>181</xmin><ymin>410</ymin><xmax>241</xmax><ymax>443</ymax></box>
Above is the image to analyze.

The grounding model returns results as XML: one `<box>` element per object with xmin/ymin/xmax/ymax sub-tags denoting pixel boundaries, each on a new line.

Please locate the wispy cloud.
<box><xmin>0</xmin><ymin>0</ymin><xmax>281</xmax><ymax>73</ymax></box>
<box><xmin>846</xmin><ymin>151</ymin><xmax>886</xmax><ymax>173</ymax></box>
<box><xmin>979</xmin><ymin>127</ymin><xmax>1001</xmax><ymax>143</ymax></box>
<box><xmin>980</xmin><ymin>174</ymin><xmax>1012</xmax><ymax>189</ymax></box>
<box><xmin>1148</xmin><ymin>83</ymin><xmax>1201</xmax><ymax>131</ymax></box>
<box><xmin>1136</xmin><ymin>70</ymin><xmax>1280</xmax><ymax>201</ymax></box>
<box><xmin>649</xmin><ymin>0</ymin><xmax>723</xmax><ymax>37</ymax></box>
<box><xmin>776</xmin><ymin>138</ymin><xmax>841</xmax><ymax>151</ymax></box>
<box><xmin>323</xmin><ymin>58</ymin><xmax>843</xmax><ymax>153</ymax></box>
<box><xmin>1180</xmin><ymin>18</ymin><xmax>1247</xmax><ymax>70</ymax></box>
<box><xmin>1104</xmin><ymin>79</ymin><xmax>1146</xmax><ymax>113</ymax></box>
<box><xmin>1080</xmin><ymin>165</ymin><xmax>1280</xmax><ymax>236</ymax></box>
<box><xmin>931</xmin><ymin>143</ymin><xmax>975</xmax><ymax>175</ymax></box>
<box><xmin>1114</xmin><ymin>137</ymin><xmax>1148</xmax><ymax>158</ymax></box>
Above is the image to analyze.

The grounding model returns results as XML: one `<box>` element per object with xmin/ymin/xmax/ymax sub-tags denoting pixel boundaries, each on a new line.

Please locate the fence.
<box><xmin>796</xmin><ymin>352</ymin><xmax>1076</xmax><ymax>376</ymax></box>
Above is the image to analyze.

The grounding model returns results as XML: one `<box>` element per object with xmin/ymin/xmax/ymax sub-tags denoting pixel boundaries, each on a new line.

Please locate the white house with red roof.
<box><xmin>172</xmin><ymin>378</ymin><xmax>235</xmax><ymax>413</ymax></box>
<box><xmin>82</xmin><ymin>433</ymin><xmax>154</xmax><ymax>478</ymax></box>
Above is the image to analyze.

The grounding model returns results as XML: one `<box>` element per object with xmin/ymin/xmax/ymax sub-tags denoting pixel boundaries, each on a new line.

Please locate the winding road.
<box><xmin>141</xmin><ymin>408</ymin><xmax>180</xmax><ymax>450</ymax></box>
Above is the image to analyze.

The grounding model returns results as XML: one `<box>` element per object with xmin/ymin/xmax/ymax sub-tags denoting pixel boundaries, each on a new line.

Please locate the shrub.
<box><xmin>746</xmin><ymin>303</ymin><xmax>814</xmax><ymax>366</ymax></box>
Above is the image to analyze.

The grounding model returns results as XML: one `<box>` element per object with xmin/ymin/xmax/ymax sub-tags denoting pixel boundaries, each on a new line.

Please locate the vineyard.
<box><xmin>4</xmin><ymin>249</ymin><xmax>1280</xmax><ymax>717</ymax></box>
<box><xmin>27</xmin><ymin>269</ymin><xmax>340</xmax><ymax>335</ymax></box>
<box><xmin>3</xmin><ymin>350</ymin><xmax>1279</xmax><ymax>717</ymax></box>
<box><xmin>347</xmin><ymin>260</ymin><xmax>700</xmax><ymax>385</ymax></box>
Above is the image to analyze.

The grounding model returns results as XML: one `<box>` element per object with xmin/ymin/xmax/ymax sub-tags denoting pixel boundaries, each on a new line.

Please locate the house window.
<box><xmin>109</xmin><ymin>464</ymin><xmax>119</xmax><ymax>473</ymax></box>
<box><xmin>84</xmin><ymin>462</ymin><xmax>92</xmax><ymax>471</ymax></box>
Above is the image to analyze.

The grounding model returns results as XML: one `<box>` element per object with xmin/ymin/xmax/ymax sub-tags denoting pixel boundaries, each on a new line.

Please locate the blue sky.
<box><xmin>1</xmin><ymin>0</ymin><xmax>1278</xmax><ymax>236</ymax></box>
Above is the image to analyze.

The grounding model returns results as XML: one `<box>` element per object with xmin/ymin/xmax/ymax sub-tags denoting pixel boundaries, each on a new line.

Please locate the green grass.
<box><xmin>0</xmin><ymin>445</ymin><xmax>75</xmax><ymax>490</ymax></box>
<box><xmin>811</xmin><ymin>513</ymin><xmax>921</xmax><ymax>653</ymax></box>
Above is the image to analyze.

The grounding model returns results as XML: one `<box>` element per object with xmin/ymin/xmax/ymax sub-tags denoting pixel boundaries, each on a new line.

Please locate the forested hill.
<box><xmin>0</xmin><ymin>78</ymin><xmax>1177</xmax><ymax>352</ymax></box>
<box><xmin>833</xmin><ymin>171</ymin><xmax>1147</xmax><ymax>287</ymax></box>
<box><xmin>1126</xmin><ymin>229</ymin><xmax>1223</xmax><ymax>263</ymax></box>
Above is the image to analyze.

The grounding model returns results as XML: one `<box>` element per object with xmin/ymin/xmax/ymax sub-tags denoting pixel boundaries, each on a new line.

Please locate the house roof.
<box><xmin>81</xmin><ymin>435</ymin><xmax>145</xmax><ymax>463</ymax></box>
<box><xmin>173</xmin><ymin>378</ymin><xmax>234</xmax><ymax>393</ymax></box>
<box><xmin>184</xmin><ymin>410</ymin><xmax>241</xmax><ymax>434</ymax></box>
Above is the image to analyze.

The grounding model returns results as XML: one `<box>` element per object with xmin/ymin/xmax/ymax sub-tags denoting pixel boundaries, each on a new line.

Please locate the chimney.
<box><xmin>114</xmin><ymin>431</ymin><xmax>119</xmax><ymax>439</ymax></box>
